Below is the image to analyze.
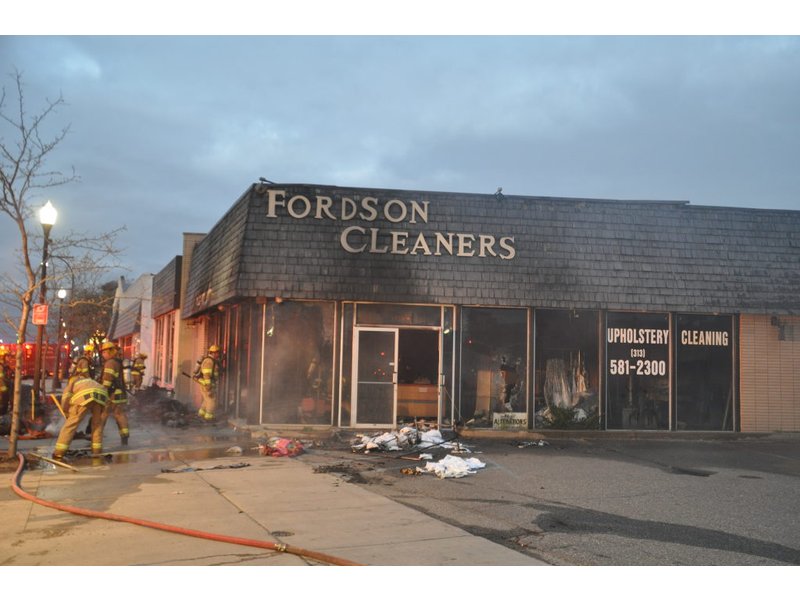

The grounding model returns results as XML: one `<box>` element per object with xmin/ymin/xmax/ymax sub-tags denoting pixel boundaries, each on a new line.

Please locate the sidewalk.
<box><xmin>0</xmin><ymin>418</ymin><xmax>545</xmax><ymax>567</ymax></box>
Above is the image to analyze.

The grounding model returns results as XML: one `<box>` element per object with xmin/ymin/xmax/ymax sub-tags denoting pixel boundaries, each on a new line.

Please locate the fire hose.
<box><xmin>11</xmin><ymin>452</ymin><xmax>363</xmax><ymax>566</ymax></box>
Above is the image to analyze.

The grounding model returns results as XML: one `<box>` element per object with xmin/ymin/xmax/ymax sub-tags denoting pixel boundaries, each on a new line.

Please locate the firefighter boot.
<box><xmin>120</xmin><ymin>435</ymin><xmax>129</xmax><ymax>446</ymax></box>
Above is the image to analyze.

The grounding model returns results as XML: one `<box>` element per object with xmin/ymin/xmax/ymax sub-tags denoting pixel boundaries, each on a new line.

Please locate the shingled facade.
<box><xmin>177</xmin><ymin>183</ymin><xmax>800</xmax><ymax>433</ymax></box>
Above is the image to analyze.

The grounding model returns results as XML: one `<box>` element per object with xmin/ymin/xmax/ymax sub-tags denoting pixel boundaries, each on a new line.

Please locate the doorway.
<box><xmin>352</xmin><ymin>327</ymin><xmax>440</xmax><ymax>427</ymax></box>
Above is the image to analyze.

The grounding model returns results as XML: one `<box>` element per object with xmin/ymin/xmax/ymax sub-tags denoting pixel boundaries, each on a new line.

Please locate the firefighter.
<box><xmin>130</xmin><ymin>352</ymin><xmax>147</xmax><ymax>391</ymax></box>
<box><xmin>52</xmin><ymin>375</ymin><xmax>108</xmax><ymax>459</ymax></box>
<box><xmin>71</xmin><ymin>343</ymin><xmax>97</xmax><ymax>378</ymax></box>
<box><xmin>194</xmin><ymin>344</ymin><xmax>220</xmax><ymax>423</ymax></box>
<box><xmin>74</xmin><ymin>344</ymin><xmax>100</xmax><ymax>439</ymax></box>
<box><xmin>98</xmin><ymin>341</ymin><xmax>130</xmax><ymax>445</ymax></box>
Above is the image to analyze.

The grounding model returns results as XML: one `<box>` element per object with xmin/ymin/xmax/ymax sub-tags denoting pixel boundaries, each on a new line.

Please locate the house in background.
<box><xmin>107</xmin><ymin>274</ymin><xmax>154</xmax><ymax>384</ymax></box>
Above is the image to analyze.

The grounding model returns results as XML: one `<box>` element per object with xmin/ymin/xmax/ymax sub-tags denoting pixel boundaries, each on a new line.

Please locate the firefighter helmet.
<box><xmin>139</xmin><ymin>352</ymin><xmax>148</xmax><ymax>359</ymax></box>
<box><xmin>208</xmin><ymin>345</ymin><xmax>220</xmax><ymax>353</ymax></box>
<box><xmin>101</xmin><ymin>341</ymin><xmax>116</xmax><ymax>352</ymax></box>
<box><xmin>84</xmin><ymin>344</ymin><xmax>95</xmax><ymax>353</ymax></box>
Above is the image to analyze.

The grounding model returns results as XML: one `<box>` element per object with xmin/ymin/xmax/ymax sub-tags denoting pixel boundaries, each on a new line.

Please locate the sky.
<box><xmin>1</xmin><ymin>4</ymin><xmax>799</xmax><ymax>285</ymax></box>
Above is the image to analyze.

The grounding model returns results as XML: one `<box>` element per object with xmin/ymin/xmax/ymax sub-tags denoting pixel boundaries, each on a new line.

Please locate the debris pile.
<box><xmin>258</xmin><ymin>436</ymin><xmax>304</xmax><ymax>457</ymax></box>
<box><xmin>132</xmin><ymin>387</ymin><xmax>191</xmax><ymax>428</ymax></box>
<box><xmin>419</xmin><ymin>455</ymin><xmax>486</xmax><ymax>479</ymax></box>
<box><xmin>350</xmin><ymin>426</ymin><xmax>465</xmax><ymax>454</ymax></box>
<box><xmin>516</xmin><ymin>440</ymin><xmax>549</xmax><ymax>448</ymax></box>
<box><xmin>349</xmin><ymin>426</ymin><xmax>486</xmax><ymax>480</ymax></box>
<box><xmin>350</xmin><ymin>427</ymin><xmax>418</xmax><ymax>452</ymax></box>
<box><xmin>0</xmin><ymin>414</ymin><xmax>53</xmax><ymax>439</ymax></box>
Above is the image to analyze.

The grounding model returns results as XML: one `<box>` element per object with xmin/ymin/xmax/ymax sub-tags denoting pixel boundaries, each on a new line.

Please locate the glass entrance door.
<box><xmin>353</xmin><ymin>328</ymin><xmax>398</xmax><ymax>426</ymax></box>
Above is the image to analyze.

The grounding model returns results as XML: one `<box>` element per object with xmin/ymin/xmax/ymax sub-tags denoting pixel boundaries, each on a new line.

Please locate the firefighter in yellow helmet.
<box><xmin>194</xmin><ymin>344</ymin><xmax>221</xmax><ymax>422</ymax></box>
<box><xmin>130</xmin><ymin>352</ymin><xmax>147</xmax><ymax>391</ymax></box>
<box><xmin>52</xmin><ymin>375</ymin><xmax>108</xmax><ymax>459</ymax></box>
<box><xmin>71</xmin><ymin>343</ymin><xmax>96</xmax><ymax>379</ymax></box>
<box><xmin>98</xmin><ymin>341</ymin><xmax>130</xmax><ymax>445</ymax></box>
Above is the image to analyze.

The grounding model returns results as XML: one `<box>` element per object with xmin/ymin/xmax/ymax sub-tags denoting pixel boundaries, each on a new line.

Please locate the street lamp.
<box><xmin>52</xmin><ymin>288</ymin><xmax>67</xmax><ymax>390</ymax></box>
<box><xmin>32</xmin><ymin>200</ymin><xmax>57</xmax><ymax>406</ymax></box>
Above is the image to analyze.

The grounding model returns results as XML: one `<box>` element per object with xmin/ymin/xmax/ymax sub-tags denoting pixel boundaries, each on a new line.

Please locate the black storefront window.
<box><xmin>357</xmin><ymin>303</ymin><xmax>441</xmax><ymax>326</ymax></box>
<box><xmin>675</xmin><ymin>314</ymin><xmax>734</xmax><ymax>431</ymax></box>
<box><xmin>535</xmin><ymin>309</ymin><xmax>600</xmax><ymax>429</ymax></box>
<box><xmin>459</xmin><ymin>307</ymin><xmax>527</xmax><ymax>428</ymax></box>
<box><xmin>262</xmin><ymin>300</ymin><xmax>335</xmax><ymax>424</ymax></box>
<box><xmin>606</xmin><ymin>312</ymin><xmax>670</xmax><ymax>430</ymax></box>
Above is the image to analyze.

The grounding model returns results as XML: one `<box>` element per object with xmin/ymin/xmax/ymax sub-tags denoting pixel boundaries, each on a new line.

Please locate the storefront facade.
<box><xmin>176</xmin><ymin>183</ymin><xmax>800</xmax><ymax>432</ymax></box>
<box><xmin>151</xmin><ymin>256</ymin><xmax>182</xmax><ymax>391</ymax></box>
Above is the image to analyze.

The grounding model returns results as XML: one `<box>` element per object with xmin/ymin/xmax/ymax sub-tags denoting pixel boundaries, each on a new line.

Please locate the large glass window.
<box><xmin>164</xmin><ymin>311</ymin><xmax>175</xmax><ymax>385</ymax></box>
<box><xmin>441</xmin><ymin>307</ymin><xmax>455</xmax><ymax>427</ymax></box>
<box><xmin>242</xmin><ymin>303</ymin><xmax>264</xmax><ymax>423</ymax></box>
<box><xmin>535</xmin><ymin>309</ymin><xmax>600</xmax><ymax>429</ymax></box>
<box><xmin>211</xmin><ymin>302</ymin><xmax>266</xmax><ymax>423</ymax></box>
<box><xmin>459</xmin><ymin>307</ymin><xmax>527</xmax><ymax>428</ymax></box>
<box><xmin>262</xmin><ymin>301</ymin><xmax>335</xmax><ymax>424</ymax></box>
<box><xmin>154</xmin><ymin>317</ymin><xmax>165</xmax><ymax>385</ymax></box>
<box><xmin>606</xmin><ymin>312</ymin><xmax>670</xmax><ymax>430</ymax></box>
<box><xmin>153</xmin><ymin>311</ymin><xmax>176</xmax><ymax>388</ymax></box>
<box><xmin>675</xmin><ymin>314</ymin><xmax>733</xmax><ymax>431</ymax></box>
<box><xmin>339</xmin><ymin>303</ymin><xmax>355</xmax><ymax>426</ymax></box>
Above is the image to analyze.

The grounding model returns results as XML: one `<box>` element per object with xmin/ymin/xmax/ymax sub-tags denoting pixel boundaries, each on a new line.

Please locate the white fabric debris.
<box><xmin>352</xmin><ymin>430</ymin><xmax>412</xmax><ymax>452</ymax></box>
<box><xmin>351</xmin><ymin>427</ymin><xmax>471</xmax><ymax>454</ymax></box>
<box><xmin>420</xmin><ymin>455</ymin><xmax>486</xmax><ymax>479</ymax></box>
<box><xmin>419</xmin><ymin>429</ymin><xmax>444</xmax><ymax>446</ymax></box>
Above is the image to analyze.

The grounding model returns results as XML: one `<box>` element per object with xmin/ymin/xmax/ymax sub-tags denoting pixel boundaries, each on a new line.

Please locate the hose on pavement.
<box><xmin>11</xmin><ymin>452</ymin><xmax>363</xmax><ymax>566</ymax></box>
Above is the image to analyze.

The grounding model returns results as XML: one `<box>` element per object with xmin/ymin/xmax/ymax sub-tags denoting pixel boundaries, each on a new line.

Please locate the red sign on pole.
<box><xmin>32</xmin><ymin>303</ymin><xmax>49</xmax><ymax>326</ymax></box>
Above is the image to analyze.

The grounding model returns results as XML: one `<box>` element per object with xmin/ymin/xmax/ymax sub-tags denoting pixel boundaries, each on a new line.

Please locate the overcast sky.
<box><xmin>2</xmin><ymin>17</ymin><xmax>799</xmax><ymax>286</ymax></box>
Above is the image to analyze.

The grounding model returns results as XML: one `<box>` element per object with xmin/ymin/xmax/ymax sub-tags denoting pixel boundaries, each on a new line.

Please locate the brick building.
<box><xmin>163</xmin><ymin>182</ymin><xmax>800</xmax><ymax>432</ymax></box>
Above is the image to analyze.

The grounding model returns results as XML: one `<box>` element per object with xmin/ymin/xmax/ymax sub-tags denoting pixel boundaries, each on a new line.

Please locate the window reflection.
<box><xmin>606</xmin><ymin>312</ymin><xmax>670</xmax><ymax>430</ymax></box>
<box><xmin>535</xmin><ymin>309</ymin><xmax>600</xmax><ymax>429</ymax></box>
<box><xmin>676</xmin><ymin>314</ymin><xmax>733</xmax><ymax>431</ymax></box>
<box><xmin>459</xmin><ymin>307</ymin><xmax>527</xmax><ymax>428</ymax></box>
<box><xmin>262</xmin><ymin>301</ymin><xmax>334</xmax><ymax>424</ymax></box>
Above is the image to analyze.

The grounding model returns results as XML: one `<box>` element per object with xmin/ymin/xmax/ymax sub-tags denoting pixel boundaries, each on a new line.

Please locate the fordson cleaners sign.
<box><xmin>263</xmin><ymin>189</ymin><xmax>517</xmax><ymax>260</ymax></box>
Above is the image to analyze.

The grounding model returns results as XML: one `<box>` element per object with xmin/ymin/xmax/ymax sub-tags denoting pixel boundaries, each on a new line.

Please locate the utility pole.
<box><xmin>32</xmin><ymin>201</ymin><xmax>57</xmax><ymax>411</ymax></box>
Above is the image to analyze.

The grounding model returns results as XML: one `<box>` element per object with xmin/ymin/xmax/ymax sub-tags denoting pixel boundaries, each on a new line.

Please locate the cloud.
<box><xmin>61</xmin><ymin>52</ymin><xmax>102</xmax><ymax>80</ymax></box>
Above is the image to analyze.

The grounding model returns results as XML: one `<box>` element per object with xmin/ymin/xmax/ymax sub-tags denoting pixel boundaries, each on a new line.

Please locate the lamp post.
<box><xmin>52</xmin><ymin>288</ymin><xmax>67</xmax><ymax>390</ymax></box>
<box><xmin>32</xmin><ymin>200</ymin><xmax>57</xmax><ymax>406</ymax></box>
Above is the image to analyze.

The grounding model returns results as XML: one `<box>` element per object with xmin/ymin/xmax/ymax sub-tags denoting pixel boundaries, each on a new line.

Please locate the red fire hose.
<box><xmin>11</xmin><ymin>452</ymin><xmax>362</xmax><ymax>566</ymax></box>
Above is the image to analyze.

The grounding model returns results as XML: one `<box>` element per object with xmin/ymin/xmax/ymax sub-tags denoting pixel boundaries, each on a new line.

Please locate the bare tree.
<box><xmin>1</xmin><ymin>69</ymin><xmax>123</xmax><ymax>458</ymax></box>
<box><xmin>48</xmin><ymin>271</ymin><xmax>117</xmax><ymax>348</ymax></box>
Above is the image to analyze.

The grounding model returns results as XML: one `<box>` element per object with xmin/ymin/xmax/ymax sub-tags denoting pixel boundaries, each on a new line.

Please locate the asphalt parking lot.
<box><xmin>302</xmin><ymin>433</ymin><xmax>800</xmax><ymax>565</ymax></box>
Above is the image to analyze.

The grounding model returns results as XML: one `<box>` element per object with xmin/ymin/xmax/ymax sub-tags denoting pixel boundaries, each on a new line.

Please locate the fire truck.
<box><xmin>0</xmin><ymin>342</ymin><xmax>71</xmax><ymax>378</ymax></box>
